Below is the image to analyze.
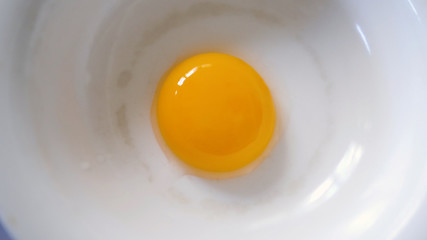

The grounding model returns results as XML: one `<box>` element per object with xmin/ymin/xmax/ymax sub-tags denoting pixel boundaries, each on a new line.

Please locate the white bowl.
<box><xmin>0</xmin><ymin>0</ymin><xmax>427</xmax><ymax>239</ymax></box>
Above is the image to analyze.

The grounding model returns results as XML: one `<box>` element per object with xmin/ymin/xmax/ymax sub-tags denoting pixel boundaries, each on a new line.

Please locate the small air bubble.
<box><xmin>80</xmin><ymin>161</ymin><xmax>91</xmax><ymax>170</ymax></box>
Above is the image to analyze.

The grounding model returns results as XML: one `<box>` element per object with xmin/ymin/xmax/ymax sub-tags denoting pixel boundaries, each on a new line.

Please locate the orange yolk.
<box><xmin>155</xmin><ymin>53</ymin><xmax>275</xmax><ymax>173</ymax></box>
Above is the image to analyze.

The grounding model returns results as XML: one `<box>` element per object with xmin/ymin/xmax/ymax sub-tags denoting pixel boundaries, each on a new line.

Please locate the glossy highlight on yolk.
<box><xmin>155</xmin><ymin>53</ymin><xmax>275</xmax><ymax>174</ymax></box>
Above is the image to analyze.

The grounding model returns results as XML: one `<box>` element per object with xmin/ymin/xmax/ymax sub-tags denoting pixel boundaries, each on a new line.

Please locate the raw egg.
<box><xmin>154</xmin><ymin>53</ymin><xmax>275</xmax><ymax>176</ymax></box>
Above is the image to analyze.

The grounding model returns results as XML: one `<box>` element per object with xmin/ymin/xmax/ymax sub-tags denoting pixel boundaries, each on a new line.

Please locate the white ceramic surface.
<box><xmin>0</xmin><ymin>0</ymin><xmax>426</xmax><ymax>239</ymax></box>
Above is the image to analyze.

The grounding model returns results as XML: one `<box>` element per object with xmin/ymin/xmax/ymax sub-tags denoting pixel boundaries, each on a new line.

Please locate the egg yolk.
<box><xmin>155</xmin><ymin>53</ymin><xmax>275</xmax><ymax>173</ymax></box>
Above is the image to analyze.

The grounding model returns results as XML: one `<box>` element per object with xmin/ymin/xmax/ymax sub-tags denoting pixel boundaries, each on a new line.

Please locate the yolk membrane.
<box><xmin>155</xmin><ymin>53</ymin><xmax>275</xmax><ymax>173</ymax></box>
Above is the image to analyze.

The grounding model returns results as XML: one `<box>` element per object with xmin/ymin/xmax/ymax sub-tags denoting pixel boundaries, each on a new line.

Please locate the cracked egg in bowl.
<box><xmin>0</xmin><ymin>0</ymin><xmax>427</xmax><ymax>240</ymax></box>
